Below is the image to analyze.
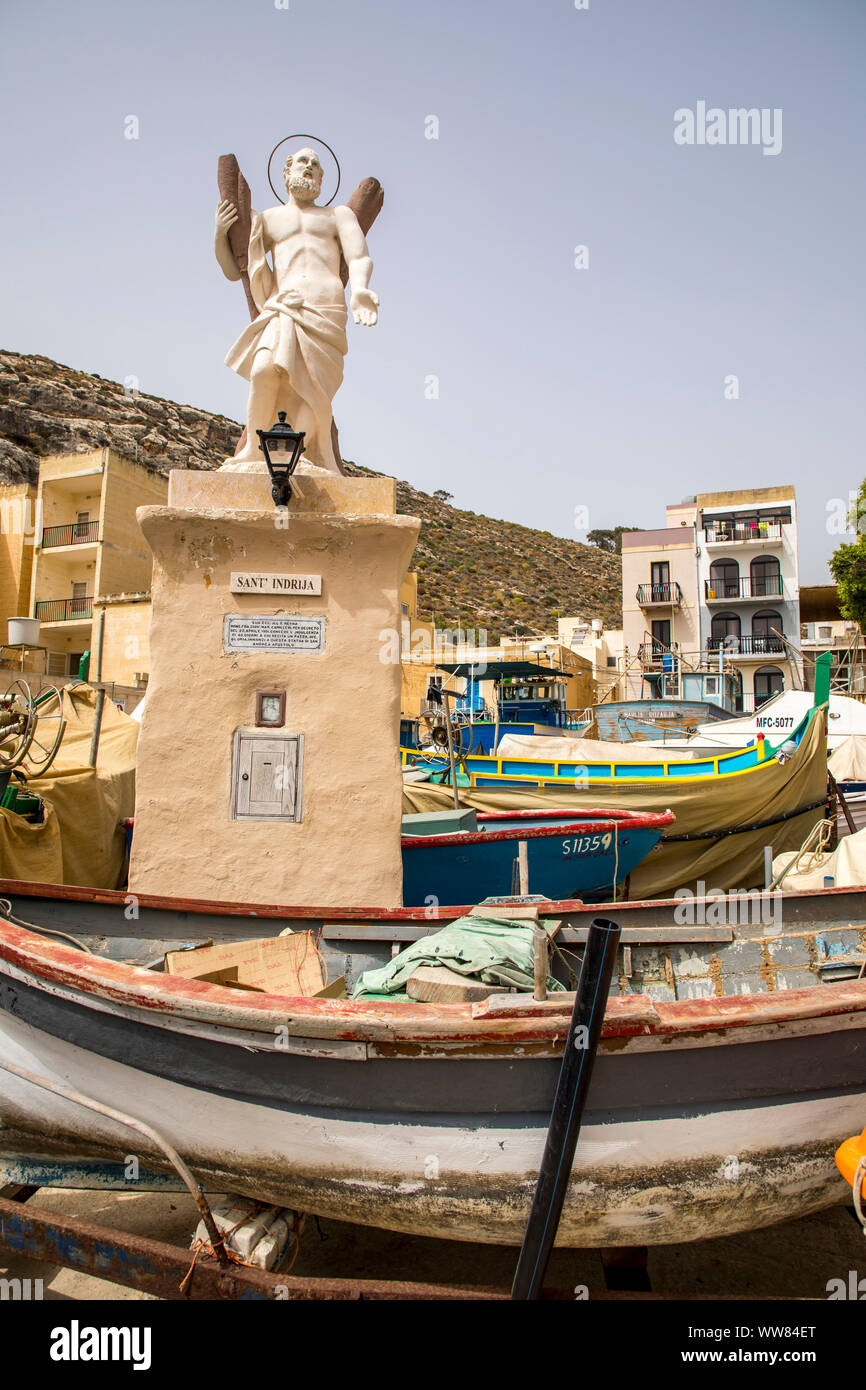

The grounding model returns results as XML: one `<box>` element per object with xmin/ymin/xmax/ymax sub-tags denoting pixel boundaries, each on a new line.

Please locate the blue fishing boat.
<box><xmin>401</xmin><ymin>660</ymin><xmax>592</xmax><ymax>757</ymax></box>
<box><xmin>592</xmin><ymin>657</ymin><xmax>741</xmax><ymax>743</ymax></box>
<box><xmin>400</xmin><ymin>808</ymin><xmax>675</xmax><ymax>906</ymax></box>
<box><xmin>592</xmin><ymin>696</ymin><xmax>735</xmax><ymax>744</ymax></box>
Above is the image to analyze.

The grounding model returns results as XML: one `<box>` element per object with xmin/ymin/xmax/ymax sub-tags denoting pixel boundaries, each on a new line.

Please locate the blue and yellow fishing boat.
<box><xmin>402</xmin><ymin>655</ymin><xmax>832</xmax><ymax>791</ymax></box>
<box><xmin>402</xmin><ymin>718</ymin><xmax>798</xmax><ymax>790</ymax></box>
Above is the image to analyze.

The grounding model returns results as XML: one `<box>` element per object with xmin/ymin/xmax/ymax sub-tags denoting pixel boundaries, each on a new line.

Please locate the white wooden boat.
<box><xmin>1</xmin><ymin>880</ymin><xmax>865</xmax><ymax>1247</ymax></box>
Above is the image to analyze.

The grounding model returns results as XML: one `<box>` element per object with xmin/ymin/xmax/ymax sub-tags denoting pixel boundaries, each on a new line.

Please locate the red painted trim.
<box><xmin>1</xmin><ymin>916</ymin><xmax>865</xmax><ymax>1046</ymax></box>
<box><xmin>0</xmin><ymin>877</ymin><xmax>589</xmax><ymax>922</ymax></box>
<box><xmin>402</xmin><ymin>810</ymin><xmax>675</xmax><ymax>850</ymax></box>
<box><xmin>2</xmin><ymin>875</ymin><xmax>866</xmax><ymax>922</ymax></box>
<box><xmin>473</xmin><ymin>808</ymin><xmax>671</xmax><ymax>823</ymax></box>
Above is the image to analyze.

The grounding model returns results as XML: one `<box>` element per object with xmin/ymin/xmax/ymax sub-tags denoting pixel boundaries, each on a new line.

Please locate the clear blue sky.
<box><xmin>1</xmin><ymin>0</ymin><xmax>863</xmax><ymax>581</ymax></box>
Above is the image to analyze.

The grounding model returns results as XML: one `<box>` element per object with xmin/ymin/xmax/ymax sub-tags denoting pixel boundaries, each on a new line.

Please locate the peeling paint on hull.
<box><xmin>1</xmin><ymin>914</ymin><xmax>865</xmax><ymax>1247</ymax></box>
<box><xmin>1</xmin><ymin>1003</ymin><xmax>861</xmax><ymax>1246</ymax></box>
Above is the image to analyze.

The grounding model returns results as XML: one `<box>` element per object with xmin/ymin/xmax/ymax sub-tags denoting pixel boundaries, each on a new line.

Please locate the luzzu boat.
<box><xmin>402</xmin><ymin>656</ymin><xmax>833</xmax><ymax>793</ymax></box>
<box><xmin>1</xmin><ymin>882</ymin><xmax>865</xmax><ymax>1248</ymax></box>
<box><xmin>401</xmin><ymin>808</ymin><xmax>674</xmax><ymax>906</ymax></box>
<box><xmin>402</xmin><ymin>714</ymin><xmax>802</xmax><ymax>789</ymax></box>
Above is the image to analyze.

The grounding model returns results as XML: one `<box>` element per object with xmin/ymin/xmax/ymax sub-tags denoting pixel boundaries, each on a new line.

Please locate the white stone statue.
<box><xmin>214</xmin><ymin>147</ymin><xmax>379</xmax><ymax>473</ymax></box>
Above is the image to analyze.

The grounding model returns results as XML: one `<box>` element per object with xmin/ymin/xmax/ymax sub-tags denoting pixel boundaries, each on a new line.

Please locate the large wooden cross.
<box><xmin>217</xmin><ymin>153</ymin><xmax>384</xmax><ymax>474</ymax></box>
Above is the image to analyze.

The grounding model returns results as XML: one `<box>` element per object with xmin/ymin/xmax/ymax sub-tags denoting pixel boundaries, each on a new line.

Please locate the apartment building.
<box><xmin>0</xmin><ymin>480</ymin><xmax>37</xmax><ymax>628</ymax></box>
<box><xmin>622</xmin><ymin>486</ymin><xmax>802</xmax><ymax>711</ymax></box>
<box><xmin>557</xmin><ymin>617</ymin><xmax>625</xmax><ymax>701</ymax></box>
<box><xmin>26</xmin><ymin>448</ymin><xmax>167</xmax><ymax>678</ymax></box>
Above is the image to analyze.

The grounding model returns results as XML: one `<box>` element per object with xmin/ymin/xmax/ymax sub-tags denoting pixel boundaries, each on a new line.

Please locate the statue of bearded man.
<box><xmin>214</xmin><ymin>147</ymin><xmax>379</xmax><ymax>473</ymax></box>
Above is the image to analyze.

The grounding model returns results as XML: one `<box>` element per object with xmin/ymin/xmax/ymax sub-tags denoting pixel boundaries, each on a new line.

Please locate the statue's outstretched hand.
<box><xmin>215</xmin><ymin>199</ymin><xmax>239</xmax><ymax>235</ymax></box>
<box><xmin>351</xmin><ymin>289</ymin><xmax>379</xmax><ymax>326</ymax></box>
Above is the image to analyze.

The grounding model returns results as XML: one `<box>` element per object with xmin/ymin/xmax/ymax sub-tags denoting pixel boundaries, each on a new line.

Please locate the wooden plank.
<box><xmin>406</xmin><ymin>967</ymin><xmax>502</xmax><ymax>1003</ymax></box>
<box><xmin>321</xmin><ymin>922</ymin><xmax>733</xmax><ymax>944</ymax></box>
<box><xmin>518</xmin><ymin>840</ymin><xmax>529</xmax><ymax>895</ymax></box>
<box><xmin>469</xmin><ymin>903</ymin><xmax>540</xmax><ymax>922</ymax></box>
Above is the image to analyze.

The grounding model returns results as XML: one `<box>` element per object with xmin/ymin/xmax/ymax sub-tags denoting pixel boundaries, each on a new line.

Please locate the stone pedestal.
<box><xmin>128</xmin><ymin>467</ymin><xmax>419</xmax><ymax>907</ymax></box>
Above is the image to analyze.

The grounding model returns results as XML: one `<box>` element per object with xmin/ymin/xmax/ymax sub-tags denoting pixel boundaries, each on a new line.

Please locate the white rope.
<box><xmin>854</xmin><ymin>1155</ymin><xmax>866</xmax><ymax>1236</ymax></box>
<box><xmin>770</xmin><ymin>817</ymin><xmax>834</xmax><ymax>891</ymax></box>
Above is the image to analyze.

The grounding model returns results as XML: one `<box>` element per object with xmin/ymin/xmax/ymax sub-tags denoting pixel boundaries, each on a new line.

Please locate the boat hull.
<box><xmin>401</xmin><ymin>812</ymin><xmax>671</xmax><ymax>907</ymax></box>
<box><xmin>1</xmin><ymin>919</ymin><xmax>864</xmax><ymax>1247</ymax></box>
<box><xmin>593</xmin><ymin>699</ymin><xmax>735</xmax><ymax>743</ymax></box>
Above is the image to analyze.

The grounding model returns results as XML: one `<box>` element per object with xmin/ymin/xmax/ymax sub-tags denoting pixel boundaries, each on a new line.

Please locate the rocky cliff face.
<box><xmin>0</xmin><ymin>350</ymin><xmax>240</xmax><ymax>483</ymax></box>
<box><xmin>0</xmin><ymin>349</ymin><xmax>621</xmax><ymax>635</ymax></box>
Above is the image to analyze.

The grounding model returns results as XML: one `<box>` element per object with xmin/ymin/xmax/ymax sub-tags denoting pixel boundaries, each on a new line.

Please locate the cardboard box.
<box><xmin>164</xmin><ymin>933</ymin><xmax>324</xmax><ymax>997</ymax></box>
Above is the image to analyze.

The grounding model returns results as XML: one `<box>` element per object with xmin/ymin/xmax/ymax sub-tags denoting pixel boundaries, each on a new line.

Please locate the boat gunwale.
<box><xmin>1</xmin><ymin>874</ymin><xmax>864</xmax><ymax>923</ymax></box>
<box><xmin>401</xmin><ymin>809</ymin><xmax>675</xmax><ymax>849</ymax></box>
<box><xmin>2</xmin><ymin>916</ymin><xmax>866</xmax><ymax>1048</ymax></box>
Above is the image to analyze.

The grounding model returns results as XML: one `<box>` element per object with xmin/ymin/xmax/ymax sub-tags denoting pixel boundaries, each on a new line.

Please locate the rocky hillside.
<box><xmin>0</xmin><ymin>349</ymin><xmax>620</xmax><ymax>636</ymax></box>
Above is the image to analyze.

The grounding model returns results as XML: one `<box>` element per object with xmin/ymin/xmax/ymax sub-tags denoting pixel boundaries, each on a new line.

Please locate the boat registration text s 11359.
<box><xmin>561</xmin><ymin>833</ymin><xmax>614</xmax><ymax>857</ymax></box>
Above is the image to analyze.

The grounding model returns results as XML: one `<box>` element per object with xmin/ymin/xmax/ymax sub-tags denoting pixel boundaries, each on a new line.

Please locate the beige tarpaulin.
<box><xmin>403</xmin><ymin>708</ymin><xmax>829</xmax><ymax>899</ymax></box>
<box><xmin>0</xmin><ymin>685</ymin><xmax>138</xmax><ymax>889</ymax></box>
<box><xmin>772</xmin><ymin>822</ymin><xmax>866</xmax><ymax>892</ymax></box>
<box><xmin>828</xmin><ymin>735</ymin><xmax>866</xmax><ymax>784</ymax></box>
<box><xmin>496</xmin><ymin>732</ymin><xmax>704</xmax><ymax>762</ymax></box>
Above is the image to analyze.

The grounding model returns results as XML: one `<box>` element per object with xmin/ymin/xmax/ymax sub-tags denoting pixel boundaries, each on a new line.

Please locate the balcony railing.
<box><xmin>637</xmin><ymin>642</ymin><xmax>680</xmax><ymax>669</ymax></box>
<box><xmin>704</xmin><ymin>522</ymin><xmax>783</xmax><ymax>545</ymax></box>
<box><xmin>41</xmin><ymin>521</ymin><xmax>100</xmax><ymax>548</ymax></box>
<box><xmin>704</xmin><ymin>576</ymin><xmax>783</xmax><ymax>602</ymax></box>
<box><xmin>636</xmin><ymin>582</ymin><xmax>682</xmax><ymax>607</ymax></box>
<box><xmin>35</xmin><ymin>596</ymin><xmax>94</xmax><ymax>623</ymax></box>
<box><xmin>706</xmin><ymin>635</ymin><xmax>786</xmax><ymax>657</ymax></box>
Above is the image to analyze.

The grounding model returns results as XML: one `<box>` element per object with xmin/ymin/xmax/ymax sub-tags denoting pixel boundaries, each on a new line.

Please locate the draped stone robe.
<box><xmin>224</xmin><ymin>211</ymin><xmax>348</xmax><ymax>468</ymax></box>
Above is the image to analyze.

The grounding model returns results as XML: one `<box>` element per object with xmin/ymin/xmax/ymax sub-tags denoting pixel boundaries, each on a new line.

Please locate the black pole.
<box><xmin>511</xmin><ymin>916</ymin><xmax>622</xmax><ymax>1300</ymax></box>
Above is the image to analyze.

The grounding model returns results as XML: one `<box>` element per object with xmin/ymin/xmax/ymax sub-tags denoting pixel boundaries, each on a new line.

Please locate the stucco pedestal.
<box><xmin>128</xmin><ymin>468</ymin><xmax>419</xmax><ymax>907</ymax></box>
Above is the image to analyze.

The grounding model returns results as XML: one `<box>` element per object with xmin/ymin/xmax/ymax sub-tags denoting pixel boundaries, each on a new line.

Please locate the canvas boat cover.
<box><xmin>772</xmin><ymin>822</ymin><xmax>866</xmax><ymax>892</ymax></box>
<box><xmin>0</xmin><ymin>685</ymin><xmax>137</xmax><ymax>889</ymax></box>
<box><xmin>403</xmin><ymin>708</ymin><xmax>828</xmax><ymax>898</ymax></box>
<box><xmin>496</xmin><ymin>732</ymin><xmax>704</xmax><ymax>762</ymax></box>
<box><xmin>828</xmin><ymin>734</ymin><xmax>866</xmax><ymax>784</ymax></box>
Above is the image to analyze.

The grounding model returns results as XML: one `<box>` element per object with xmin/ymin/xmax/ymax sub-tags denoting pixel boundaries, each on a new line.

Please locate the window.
<box><xmin>74</xmin><ymin>511</ymin><xmax>90</xmax><ymax>542</ymax></box>
<box><xmin>70</xmin><ymin>581</ymin><xmax>89</xmax><ymax>617</ymax></box>
<box><xmin>651</xmin><ymin>561</ymin><xmax>670</xmax><ymax>587</ymax></box>
<box><xmin>750</xmin><ymin>556</ymin><xmax>782</xmax><ymax>598</ymax></box>
<box><xmin>651</xmin><ymin>619</ymin><xmax>671</xmax><ymax>653</ymax></box>
<box><xmin>710</xmin><ymin>612</ymin><xmax>740</xmax><ymax>649</ymax></box>
<box><xmin>752</xmin><ymin>610</ymin><xmax>783</xmax><ymax>652</ymax></box>
<box><xmin>754</xmin><ymin>667</ymin><xmax>784</xmax><ymax>707</ymax></box>
<box><xmin>709</xmin><ymin>560</ymin><xmax>740</xmax><ymax>598</ymax></box>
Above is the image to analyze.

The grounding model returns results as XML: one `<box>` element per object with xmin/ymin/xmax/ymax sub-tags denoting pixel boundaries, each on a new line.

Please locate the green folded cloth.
<box><xmin>353</xmin><ymin>913</ymin><xmax>564</xmax><ymax>1000</ymax></box>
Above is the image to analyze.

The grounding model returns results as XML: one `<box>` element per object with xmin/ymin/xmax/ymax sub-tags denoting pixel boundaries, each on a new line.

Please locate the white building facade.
<box><xmin>621</xmin><ymin>486</ymin><xmax>803</xmax><ymax>712</ymax></box>
<box><xmin>695</xmin><ymin>487</ymin><xmax>801</xmax><ymax>709</ymax></box>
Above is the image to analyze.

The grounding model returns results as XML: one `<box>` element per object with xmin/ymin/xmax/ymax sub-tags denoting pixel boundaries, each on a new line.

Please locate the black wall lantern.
<box><xmin>256</xmin><ymin>412</ymin><xmax>306</xmax><ymax>507</ymax></box>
